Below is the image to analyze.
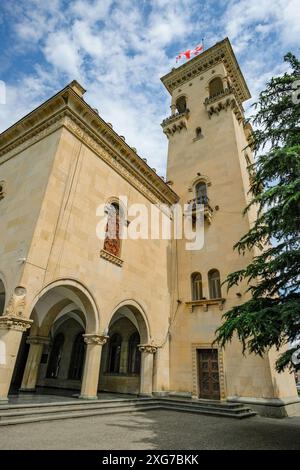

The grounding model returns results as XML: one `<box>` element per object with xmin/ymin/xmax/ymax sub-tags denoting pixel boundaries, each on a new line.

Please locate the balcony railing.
<box><xmin>161</xmin><ymin>109</ymin><xmax>190</xmax><ymax>137</ymax></box>
<box><xmin>204</xmin><ymin>87</ymin><xmax>244</xmax><ymax>123</ymax></box>
<box><xmin>185</xmin><ymin>196</ymin><xmax>213</xmax><ymax>223</ymax></box>
<box><xmin>204</xmin><ymin>87</ymin><xmax>234</xmax><ymax>106</ymax></box>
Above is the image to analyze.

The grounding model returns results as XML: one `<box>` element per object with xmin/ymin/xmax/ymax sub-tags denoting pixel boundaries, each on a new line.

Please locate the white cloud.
<box><xmin>43</xmin><ymin>32</ymin><xmax>82</xmax><ymax>79</ymax></box>
<box><xmin>1</xmin><ymin>0</ymin><xmax>299</xmax><ymax>175</ymax></box>
<box><xmin>223</xmin><ymin>0</ymin><xmax>300</xmax><ymax>52</ymax></box>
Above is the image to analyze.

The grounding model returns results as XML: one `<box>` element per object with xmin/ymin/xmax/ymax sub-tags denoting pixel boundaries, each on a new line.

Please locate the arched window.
<box><xmin>176</xmin><ymin>96</ymin><xmax>187</xmax><ymax>114</ymax></box>
<box><xmin>103</xmin><ymin>202</ymin><xmax>121</xmax><ymax>257</ymax></box>
<box><xmin>68</xmin><ymin>333</ymin><xmax>85</xmax><ymax>380</ymax></box>
<box><xmin>195</xmin><ymin>182</ymin><xmax>208</xmax><ymax>204</ymax></box>
<box><xmin>191</xmin><ymin>273</ymin><xmax>203</xmax><ymax>301</ymax></box>
<box><xmin>0</xmin><ymin>181</ymin><xmax>6</xmax><ymax>201</ymax></box>
<box><xmin>0</xmin><ymin>280</ymin><xmax>5</xmax><ymax>315</ymax></box>
<box><xmin>208</xmin><ymin>269</ymin><xmax>222</xmax><ymax>299</ymax></box>
<box><xmin>107</xmin><ymin>333</ymin><xmax>122</xmax><ymax>373</ymax></box>
<box><xmin>46</xmin><ymin>333</ymin><xmax>65</xmax><ymax>378</ymax></box>
<box><xmin>209</xmin><ymin>77</ymin><xmax>224</xmax><ymax>98</ymax></box>
<box><xmin>195</xmin><ymin>127</ymin><xmax>202</xmax><ymax>138</ymax></box>
<box><xmin>128</xmin><ymin>332</ymin><xmax>141</xmax><ymax>374</ymax></box>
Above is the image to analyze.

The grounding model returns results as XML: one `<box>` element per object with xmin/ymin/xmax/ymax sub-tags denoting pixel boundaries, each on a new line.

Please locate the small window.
<box><xmin>103</xmin><ymin>202</ymin><xmax>122</xmax><ymax>258</ymax></box>
<box><xmin>195</xmin><ymin>127</ymin><xmax>202</xmax><ymax>139</ymax></box>
<box><xmin>128</xmin><ymin>332</ymin><xmax>141</xmax><ymax>374</ymax></box>
<box><xmin>209</xmin><ymin>77</ymin><xmax>224</xmax><ymax>98</ymax></box>
<box><xmin>176</xmin><ymin>96</ymin><xmax>187</xmax><ymax>114</ymax></box>
<box><xmin>107</xmin><ymin>333</ymin><xmax>122</xmax><ymax>373</ymax></box>
<box><xmin>195</xmin><ymin>182</ymin><xmax>208</xmax><ymax>204</ymax></box>
<box><xmin>0</xmin><ymin>181</ymin><xmax>5</xmax><ymax>200</ymax></box>
<box><xmin>208</xmin><ymin>269</ymin><xmax>222</xmax><ymax>299</ymax></box>
<box><xmin>191</xmin><ymin>273</ymin><xmax>203</xmax><ymax>301</ymax></box>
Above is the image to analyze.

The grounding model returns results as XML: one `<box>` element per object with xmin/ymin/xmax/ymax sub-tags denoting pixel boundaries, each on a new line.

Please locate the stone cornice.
<box><xmin>0</xmin><ymin>84</ymin><xmax>179</xmax><ymax>206</ymax></box>
<box><xmin>161</xmin><ymin>37</ymin><xmax>251</xmax><ymax>103</ymax></box>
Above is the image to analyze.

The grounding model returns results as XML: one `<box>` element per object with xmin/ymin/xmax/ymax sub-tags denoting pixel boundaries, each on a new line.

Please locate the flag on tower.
<box><xmin>176</xmin><ymin>43</ymin><xmax>204</xmax><ymax>63</ymax></box>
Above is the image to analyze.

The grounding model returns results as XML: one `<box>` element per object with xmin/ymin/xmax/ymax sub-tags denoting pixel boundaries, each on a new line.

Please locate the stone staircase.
<box><xmin>0</xmin><ymin>396</ymin><xmax>256</xmax><ymax>426</ymax></box>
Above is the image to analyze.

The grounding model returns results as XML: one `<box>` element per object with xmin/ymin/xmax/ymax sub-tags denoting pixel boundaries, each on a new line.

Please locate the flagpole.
<box><xmin>202</xmin><ymin>37</ymin><xmax>205</xmax><ymax>51</ymax></box>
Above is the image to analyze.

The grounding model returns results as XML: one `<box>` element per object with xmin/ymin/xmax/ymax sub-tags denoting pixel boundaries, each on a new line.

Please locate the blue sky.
<box><xmin>0</xmin><ymin>0</ymin><xmax>299</xmax><ymax>175</ymax></box>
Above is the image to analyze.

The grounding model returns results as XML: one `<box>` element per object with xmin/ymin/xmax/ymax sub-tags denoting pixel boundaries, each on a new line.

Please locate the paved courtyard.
<box><xmin>0</xmin><ymin>410</ymin><xmax>300</xmax><ymax>450</ymax></box>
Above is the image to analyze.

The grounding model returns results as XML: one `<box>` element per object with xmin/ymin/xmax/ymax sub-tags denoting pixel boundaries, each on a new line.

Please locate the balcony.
<box><xmin>185</xmin><ymin>195</ymin><xmax>213</xmax><ymax>224</ymax></box>
<box><xmin>161</xmin><ymin>109</ymin><xmax>190</xmax><ymax>137</ymax></box>
<box><xmin>186</xmin><ymin>298</ymin><xmax>226</xmax><ymax>312</ymax></box>
<box><xmin>204</xmin><ymin>87</ymin><xmax>244</xmax><ymax>123</ymax></box>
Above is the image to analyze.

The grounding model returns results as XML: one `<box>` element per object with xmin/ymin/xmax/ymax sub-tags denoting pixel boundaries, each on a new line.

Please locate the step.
<box><xmin>160</xmin><ymin>402</ymin><xmax>256</xmax><ymax>419</ymax></box>
<box><xmin>0</xmin><ymin>403</ymin><xmax>161</xmax><ymax>426</ymax></box>
<box><xmin>0</xmin><ymin>396</ymin><xmax>153</xmax><ymax>411</ymax></box>
<box><xmin>0</xmin><ymin>397</ymin><xmax>256</xmax><ymax>425</ymax></box>
<box><xmin>160</xmin><ymin>398</ymin><xmax>251</xmax><ymax>410</ymax></box>
<box><xmin>0</xmin><ymin>399</ymin><xmax>158</xmax><ymax>419</ymax></box>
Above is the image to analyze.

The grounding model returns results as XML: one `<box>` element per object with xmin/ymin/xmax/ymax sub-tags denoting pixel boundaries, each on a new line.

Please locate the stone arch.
<box><xmin>0</xmin><ymin>274</ymin><xmax>6</xmax><ymax>315</ymax></box>
<box><xmin>208</xmin><ymin>76</ymin><xmax>224</xmax><ymax>97</ymax></box>
<box><xmin>106</xmin><ymin>300</ymin><xmax>150</xmax><ymax>344</ymax></box>
<box><xmin>191</xmin><ymin>174</ymin><xmax>211</xmax><ymax>188</ymax></box>
<box><xmin>105</xmin><ymin>196</ymin><xmax>127</xmax><ymax>218</ymax></box>
<box><xmin>29</xmin><ymin>279</ymin><xmax>99</xmax><ymax>335</ymax></box>
<box><xmin>175</xmin><ymin>95</ymin><xmax>188</xmax><ymax>114</ymax></box>
<box><xmin>99</xmin><ymin>300</ymin><xmax>151</xmax><ymax>395</ymax></box>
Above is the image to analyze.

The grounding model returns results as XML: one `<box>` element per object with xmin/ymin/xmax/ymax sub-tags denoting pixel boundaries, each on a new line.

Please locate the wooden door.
<box><xmin>198</xmin><ymin>349</ymin><xmax>220</xmax><ymax>400</ymax></box>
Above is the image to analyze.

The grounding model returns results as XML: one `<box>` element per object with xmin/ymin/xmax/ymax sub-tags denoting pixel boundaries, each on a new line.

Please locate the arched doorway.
<box><xmin>41</xmin><ymin>311</ymin><xmax>86</xmax><ymax>392</ymax></box>
<box><xmin>100</xmin><ymin>303</ymin><xmax>150</xmax><ymax>395</ymax></box>
<box><xmin>10</xmin><ymin>281</ymin><xmax>99</xmax><ymax>398</ymax></box>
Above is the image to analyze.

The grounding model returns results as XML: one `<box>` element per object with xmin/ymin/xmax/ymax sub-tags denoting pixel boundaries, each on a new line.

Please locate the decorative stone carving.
<box><xmin>161</xmin><ymin>110</ymin><xmax>190</xmax><ymax>137</ymax></box>
<box><xmin>204</xmin><ymin>89</ymin><xmax>244</xmax><ymax>123</ymax></box>
<box><xmin>100</xmin><ymin>249</ymin><xmax>123</xmax><ymax>267</ymax></box>
<box><xmin>83</xmin><ymin>334</ymin><xmax>109</xmax><ymax>346</ymax></box>
<box><xmin>5</xmin><ymin>286</ymin><xmax>27</xmax><ymax>317</ymax></box>
<box><xmin>138</xmin><ymin>344</ymin><xmax>158</xmax><ymax>354</ymax></box>
<box><xmin>0</xmin><ymin>315</ymin><xmax>32</xmax><ymax>332</ymax></box>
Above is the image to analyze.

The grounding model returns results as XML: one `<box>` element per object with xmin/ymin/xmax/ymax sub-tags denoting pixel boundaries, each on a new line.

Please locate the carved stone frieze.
<box><xmin>83</xmin><ymin>334</ymin><xmax>109</xmax><ymax>346</ymax></box>
<box><xmin>100</xmin><ymin>249</ymin><xmax>123</xmax><ymax>267</ymax></box>
<box><xmin>5</xmin><ymin>286</ymin><xmax>27</xmax><ymax>317</ymax></box>
<box><xmin>0</xmin><ymin>315</ymin><xmax>33</xmax><ymax>332</ymax></box>
<box><xmin>138</xmin><ymin>344</ymin><xmax>158</xmax><ymax>354</ymax></box>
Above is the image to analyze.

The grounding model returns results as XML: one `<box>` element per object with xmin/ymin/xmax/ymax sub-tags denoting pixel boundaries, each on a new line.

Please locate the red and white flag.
<box><xmin>176</xmin><ymin>43</ymin><xmax>203</xmax><ymax>63</ymax></box>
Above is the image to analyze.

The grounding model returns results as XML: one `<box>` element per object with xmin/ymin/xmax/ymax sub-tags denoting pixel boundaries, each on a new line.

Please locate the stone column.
<box><xmin>170</xmin><ymin>104</ymin><xmax>176</xmax><ymax>116</ymax></box>
<box><xmin>139</xmin><ymin>345</ymin><xmax>157</xmax><ymax>396</ymax></box>
<box><xmin>0</xmin><ymin>315</ymin><xmax>32</xmax><ymax>402</ymax></box>
<box><xmin>20</xmin><ymin>336</ymin><xmax>50</xmax><ymax>392</ymax></box>
<box><xmin>79</xmin><ymin>334</ymin><xmax>108</xmax><ymax>400</ymax></box>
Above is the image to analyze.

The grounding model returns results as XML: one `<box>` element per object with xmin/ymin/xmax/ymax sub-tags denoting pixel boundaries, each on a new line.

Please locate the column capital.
<box><xmin>83</xmin><ymin>334</ymin><xmax>109</xmax><ymax>346</ymax></box>
<box><xmin>138</xmin><ymin>344</ymin><xmax>158</xmax><ymax>354</ymax></box>
<box><xmin>26</xmin><ymin>335</ymin><xmax>50</xmax><ymax>345</ymax></box>
<box><xmin>0</xmin><ymin>315</ymin><xmax>32</xmax><ymax>332</ymax></box>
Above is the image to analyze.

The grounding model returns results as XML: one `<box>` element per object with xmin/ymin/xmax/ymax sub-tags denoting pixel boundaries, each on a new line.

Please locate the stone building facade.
<box><xmin>0</xmin><ymin>38</ymin><xmax>298</xmax><ymax>417</ymax></box>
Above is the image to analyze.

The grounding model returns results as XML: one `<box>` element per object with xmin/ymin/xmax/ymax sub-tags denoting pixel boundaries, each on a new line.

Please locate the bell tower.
<box><xmin>160</xmin><ymin>38</ymin><xmax>299</xmax><ymax>416</ymax></box>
